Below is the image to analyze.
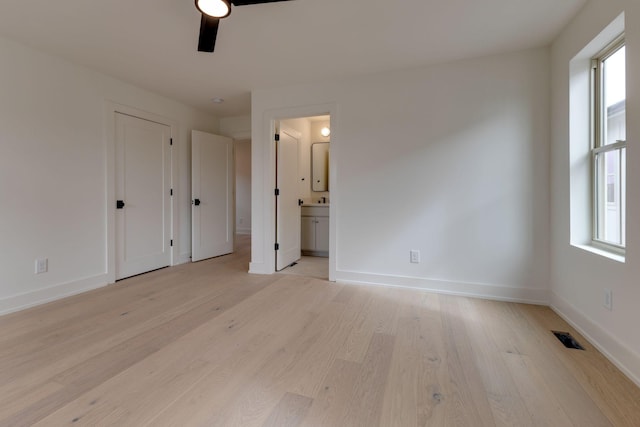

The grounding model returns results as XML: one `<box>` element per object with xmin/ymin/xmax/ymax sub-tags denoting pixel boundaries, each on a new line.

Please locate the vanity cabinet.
<box><xmin>301</xmin><ymin>206</ymin><xmax>329</xmax><ymax>256</ymax></box>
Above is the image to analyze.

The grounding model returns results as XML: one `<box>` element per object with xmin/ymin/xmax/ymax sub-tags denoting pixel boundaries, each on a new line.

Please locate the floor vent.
<box><xmin>552</xmin><ymin>331</ymin><xmax>585</xmax><ymax>350</ymax></box>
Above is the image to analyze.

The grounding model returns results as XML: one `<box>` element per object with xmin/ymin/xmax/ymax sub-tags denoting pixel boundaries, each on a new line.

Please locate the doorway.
<box><xmin>275</xmin><ymin>115</ymin><xmax>331</xmax><ymax>280</ymax></box>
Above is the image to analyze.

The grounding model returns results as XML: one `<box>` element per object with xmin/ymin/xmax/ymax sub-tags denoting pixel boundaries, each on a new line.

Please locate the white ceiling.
<box><xmin>0</xmin><ymin>0</ymin><xmax>586</xmax><ymax>117</ymax></box>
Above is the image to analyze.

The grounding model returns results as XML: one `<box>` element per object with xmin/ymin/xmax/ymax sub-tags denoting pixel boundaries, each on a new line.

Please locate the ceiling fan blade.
<box><xmin>231</xmin><ymin>0</ymin><xmax>292</xmax><ymax>6</ymax></box>
<box><xmin>198</xmin><ymin>14</ymin><xmax>220</xmax><ymax>52</ymax></box>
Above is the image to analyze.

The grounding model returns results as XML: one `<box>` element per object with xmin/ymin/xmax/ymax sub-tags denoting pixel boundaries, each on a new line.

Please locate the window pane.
<box><xmin>595</xmin><ymin>148</ymin><xmax>625</xmax><ymax>245</ymax></box>
<box><xmin>603</xmin><ymin>46</ymin><xmax>626</xmax><ymax>145</ymax></box>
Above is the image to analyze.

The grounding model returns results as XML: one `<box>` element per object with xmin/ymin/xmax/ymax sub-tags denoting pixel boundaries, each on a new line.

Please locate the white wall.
<box><xmin>220</xmin><ymin>115</ymin><xmax>253</xmax><ymax>235</ymax></box>
<box><xmin>220</xmin><ymin>115</ymin><xmax>251</xmax><ymax>140</ymax></box>
<box><xmin>0</xmin><ymin>36</ymin><xmax>218</xmax><ymax>314</ymax></box>
<box><xmin>234</xmin><ymin>139</ymin><xmax>252</xmax><ymax>234</ymax></box>
<box><xmin>251</xmin><ymin>48</ymin><xmax>550</xmax><ymax>304</ymax></box>
<box><xmin>550</xmin><ymin>0</ymin><xmax>640</xmax><ymax>385</ymax></box>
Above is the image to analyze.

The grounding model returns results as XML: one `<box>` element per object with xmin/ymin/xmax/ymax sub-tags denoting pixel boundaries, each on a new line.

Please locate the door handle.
<box><xmin>193</xmin><ymin>199</ymin><xmax>201</xmax><ymax>206</ymax></box>
<box><xmin>116</xmin><ymin>200</ymin><xmax>125</xmax><ymax>209</ymax></box>
<box><xmin>298</xmin><ymin>199</ymin><xmax>304</xmax><ymax>206</ymax></box>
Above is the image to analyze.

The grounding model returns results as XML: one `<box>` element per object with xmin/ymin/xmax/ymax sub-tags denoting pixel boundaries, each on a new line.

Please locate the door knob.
<box><xmin>193</xmin><ymin>199</ymin><xmax>201</xmax><ymax>206</ymax></box>
<box><xmin>116</xmin><ymin>200</ymin><xmax>125</xmax><ymax>209</ymax></box>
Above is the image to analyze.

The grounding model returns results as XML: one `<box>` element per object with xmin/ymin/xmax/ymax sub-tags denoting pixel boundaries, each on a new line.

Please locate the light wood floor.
<box><xmin>1</xmin><ymin>236</ymin><xmax>639</xmax><ymax>426</ymax></box>
<box><xmin>279</xmin><ymin>256</ymin><xmax>328</xmax><ymax>280</ymax></box>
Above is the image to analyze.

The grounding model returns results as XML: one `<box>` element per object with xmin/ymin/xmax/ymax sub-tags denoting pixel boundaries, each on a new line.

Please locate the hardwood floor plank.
<box><xmin>301</xmin><ymin>358</ymin><xmax>362</xmax><ymax>426</ymax></box>
<box><xmin>334</xmin><ymin>286</ymin><xmax>397</xmax><ymax>363</ymax></box>
<box><xmin>261</xmin><ymin>393</ymin><xmax>313</xmax><ymax>427</ymax></box>
<box><xmin>502</xmin><ymin>352</ymin><xmax>574</xmax><ymax>427</ymax></box>
<box><xmin>341</xmin><ymin>332</ymin><xmax>395</xmax><ymax>426</ymax></box>
<box><xmin>378</xmin><ymin>288</ymin><xmax>450</xmax><ymax>426</ymax></box>
<box><xmin>438</xmin><ymin>295</ymin><xmax>497</xmax><ymax>427</ymax></box>
<box><xmin>460</xmin><ymin>298</ymin><xmax>533</xmax><ymax>426</ymax></box>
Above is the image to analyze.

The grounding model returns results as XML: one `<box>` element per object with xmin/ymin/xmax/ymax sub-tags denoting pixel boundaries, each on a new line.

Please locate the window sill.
<box><xmin>573</xmin><ymin>244</ymin><xmax>625</xmax><ymax>263</ymax></box>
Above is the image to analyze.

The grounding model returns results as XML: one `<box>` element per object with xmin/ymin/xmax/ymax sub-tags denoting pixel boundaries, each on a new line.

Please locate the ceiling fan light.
<box><xmin>196</xmin><ymin>0</ymin><xmax>231</xmax><ymax>18</ymax></box>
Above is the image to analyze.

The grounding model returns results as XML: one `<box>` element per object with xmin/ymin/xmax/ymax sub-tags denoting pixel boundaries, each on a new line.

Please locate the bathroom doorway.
<box><xmin>276</xmin><ymin>115</ymin><xmax>331</xmax><ymax>280</ymax></box>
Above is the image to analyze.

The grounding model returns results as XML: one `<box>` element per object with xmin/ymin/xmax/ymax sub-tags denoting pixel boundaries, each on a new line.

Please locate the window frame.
<box><xmin>590</xmin><ymin>35</ymin><xmax>626</xmax><ymax>254</ymax></box>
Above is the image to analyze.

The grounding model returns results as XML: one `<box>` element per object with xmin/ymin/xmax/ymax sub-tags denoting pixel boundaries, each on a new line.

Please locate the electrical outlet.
<box><xmin>35</xmin><ymin>258</ymin><xmax>48</xmax><ymax>274</ymax></box>
<box><xmin>604</xmin><ymin>288</ymin><xmax>613</xmax><ymax>311</ymax></box>
<box><xmin>410</xmin><ymin>250</ymin><xmax>421</xmax><ymax>264</ymax></box>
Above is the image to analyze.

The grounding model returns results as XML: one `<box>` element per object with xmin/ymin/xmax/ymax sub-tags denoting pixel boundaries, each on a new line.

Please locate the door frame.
<box><xmin>249</xmin><ymin>103</ymin><xmax>338</xmax><ymax>281</ymax></box>
<box><xmin>104</xmin><ymin>101</ymin><xmax>178</xmax><ymax>284</ymax></box>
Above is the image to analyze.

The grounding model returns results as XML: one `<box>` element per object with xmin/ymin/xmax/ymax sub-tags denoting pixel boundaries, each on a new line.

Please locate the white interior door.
<box><xmin>276</xmin><ymin>130</ymin><xmax>301</xmax><ymax>271</ymax></box>
<box><xmin>192</xmin><ymin>130</ymin><xmax>234</xmax><ymax>262</ymax></box>
<box><xmin>115</xmin><ymin>113</ymin><xmax>172</xmax><ymax>280</ymax></box>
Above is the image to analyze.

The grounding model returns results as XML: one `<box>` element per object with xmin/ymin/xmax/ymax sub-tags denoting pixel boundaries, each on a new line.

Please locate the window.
<box><xmin>592</xmin><ymin>38</ymin><xmax>626</xmax><ymax>250</ymax></box>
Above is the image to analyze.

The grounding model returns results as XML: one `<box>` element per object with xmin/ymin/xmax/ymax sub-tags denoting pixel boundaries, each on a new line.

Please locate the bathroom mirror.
<box><xmin>311</xmin><ymin>142</ymin><xmax>329</xmax><ymax>192</ymax></box>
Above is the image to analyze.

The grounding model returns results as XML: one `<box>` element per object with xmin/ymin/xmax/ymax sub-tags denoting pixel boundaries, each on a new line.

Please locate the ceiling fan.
<box><xmin>195</xmin><ymin>0</ymin><xmax>293</xmax><ymax>52</ymax></box>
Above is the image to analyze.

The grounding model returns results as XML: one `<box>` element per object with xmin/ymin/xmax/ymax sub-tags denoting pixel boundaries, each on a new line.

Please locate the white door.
<box><xmin>192</xmin><ymin>130</ymin><xmax>234</xmax><ymax>262</ymax></box>
<box><xmin>115</xmin><ymin>113</ymin><xmax>172</xmax><ymax>280</ymax></box>
<box><xmin>276</xmin><ymin>130</ymin><xmax>301</xmax><ymax>271</ymax></box>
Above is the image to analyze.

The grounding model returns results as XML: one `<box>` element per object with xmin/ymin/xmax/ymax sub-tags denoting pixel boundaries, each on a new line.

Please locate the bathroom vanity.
<box><xmin>301</xmin><ymin>205</ymin><xmax>329</xmax><ymax>257</ymax></box>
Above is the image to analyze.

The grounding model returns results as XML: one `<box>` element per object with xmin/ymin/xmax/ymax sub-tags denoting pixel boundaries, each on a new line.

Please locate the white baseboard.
<box><xmin>249</xmin><ymin>261</ymin><xmax>271</xmax><ymax>275</ymax></box>
<box><xmin>236</xmin><ymin>227</ymin><xmax>251</xmax><ymax>235</ymax></box>
<box><xmin>0</xmin><ymin>274</ymin><xmax>109</xmax><ymax>316</ymax></box>
<box><xmin>335</xmin><ymin>270</ymin><xmax>549</xmax><ymax>305</ymax></box>
<box><xmin>550</xmin><ymin>291</ymin><xmax>640</xmax><ymax>388</ymax></box>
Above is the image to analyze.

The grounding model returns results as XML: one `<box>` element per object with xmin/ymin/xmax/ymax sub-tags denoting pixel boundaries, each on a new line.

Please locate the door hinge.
<box><xmin>170</xmin><ymin>188</ymin><xmax>173</xmax><ymax>196</ymax></box>
<box><xmin>275</xmin><ymin>133</ymin><xmax>280</xmax><ymax>141</ymax></box>
<box><xmin>275</xmin><ymin>243</ymin><xmax>280</xmax><ymax>250</ymax></box>
<box><xmin>170</xmin><ymin>138</ymin><xmax>173</xmax><ymax>146</ymax></box>
<box><xmin>170</xmin><ymin>239</ymin><xmax>173</xmax><ymax>247</ymax></box>
<box><xmin>275</xmin><ymin>188</ymin><xmax>280</xmax><ymax>196</ymax></box>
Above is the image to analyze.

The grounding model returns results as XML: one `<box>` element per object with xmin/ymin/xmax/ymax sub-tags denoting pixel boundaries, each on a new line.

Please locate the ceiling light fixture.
<box><xmin>320</xmin><ymin>126</ymin><xmax>331</xmax><ymax>137</ymax></box>
<box><xmin>195</xmin><ymin>0</ymin><xmax>231</xmax><ymax>18</ymax></box>
<box><xmin>212</xmin><ymin>97</ymin><xmax>225</xmax><ymax>103</ymax></box>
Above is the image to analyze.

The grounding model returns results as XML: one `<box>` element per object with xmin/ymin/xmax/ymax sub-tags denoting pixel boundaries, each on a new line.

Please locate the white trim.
<box><xmin>551</xmin><ymin>291</ymin><xmax>640</xmax><ymax>388</ymax></box>
<box><xmin>253</xmin><ymin>102</ymin><xmax>338</xmax><ymax>282</ymax></box>
<box><xmin>335</xmin><ymin>270</ymin><xmax>549</xmax><ymax>305</ymax></box>
<box><xmin>0</xmin><ymin>274</ymin><xmax>108</xmax><ymax>316</ymax></box>
<box><xmin>249</xmin><ymin>261</ymin><xmax>270</xmax><ymax>275</ymax></box>
<box><xmin>103</xmin><ymin>101</ymin><xmax>180</xmax><ymax>284</ymax></box>
<box><xmin>573</xmin><ymin>243</ymin><xmax>625</xmax><ymax>263</ymax></box>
